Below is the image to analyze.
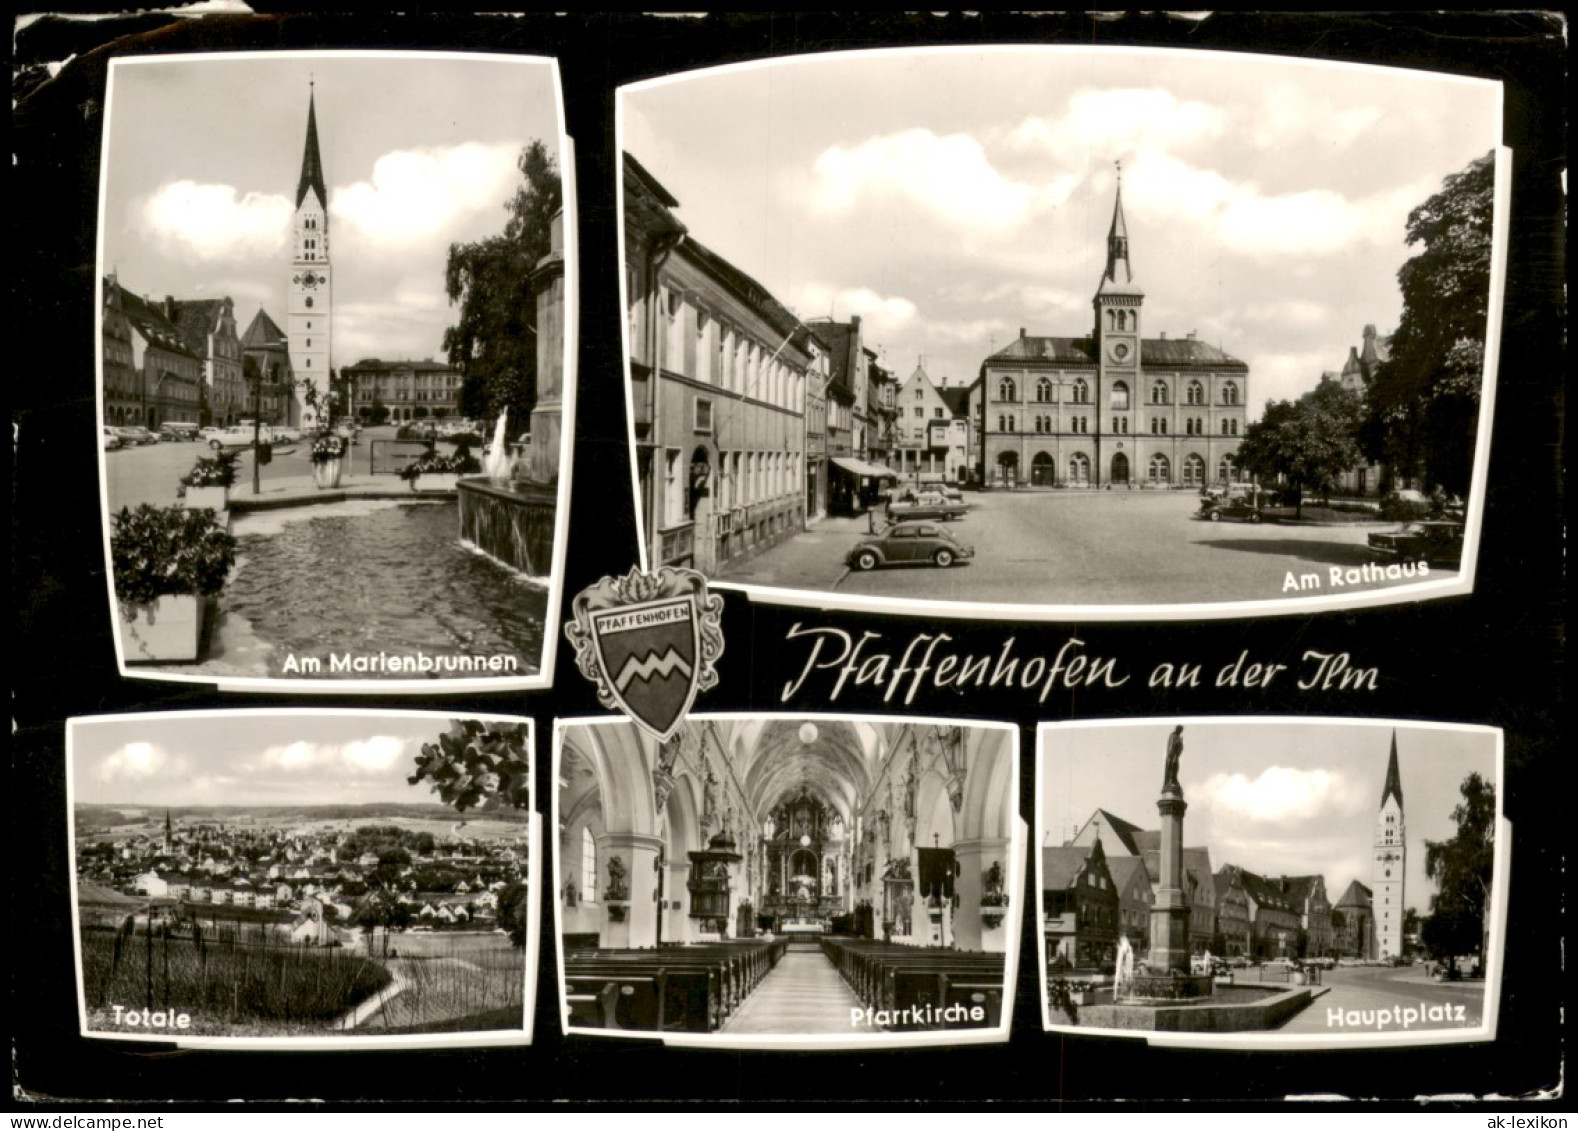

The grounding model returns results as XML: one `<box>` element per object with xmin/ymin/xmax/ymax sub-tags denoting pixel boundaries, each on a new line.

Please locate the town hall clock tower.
<box><xmin>1371</xmin><ymin>732</ymin><xmax>1407</xmax><ymax>960</ymax></box>
<box><xmin>1092</xmin><ymin>163</ymin><xmax>1143</xmax><ymax>485</ymax></box>
<box><xmin>287</xmin><ymin>85</ymin><xmax>332</xmax><ymax>429</ymax></box>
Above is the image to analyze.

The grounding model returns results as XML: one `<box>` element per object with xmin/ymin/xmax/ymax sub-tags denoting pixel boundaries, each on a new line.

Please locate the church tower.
<box><xmin>286</xmin><ymin>84</ymin><xmax>332</xmax><ymax>429</ymax></box>
<box><xmin>1092</xmin><ymin>163</ymin><xmax>1144</xmax><ymax>484</ymax></box>
<box><xmin>1371</xmin><ymin>732</ymin><xmax>1407</xmax><ymax>959</ymax></box>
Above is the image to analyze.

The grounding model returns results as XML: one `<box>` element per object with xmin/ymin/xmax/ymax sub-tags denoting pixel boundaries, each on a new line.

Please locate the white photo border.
<box><xmin>552</xmin><ymin>710</ymin><xmax>1024</xmax><ymax>1050</ymax></box>
<box><xmin>615</xmin><ymin>45</ymin><xmax>1506</xmax><ymax>624</ymax></box>
<box><xmin>65</xmin><ymin>706</ymin><xmax>539</xmax><ymax>1051</ymax></box>
<box><xmin>96</xmin><ymin>50</ymin><xmax>579</xmax><ymax>693</ymax></box>
<box><xmin>1033</xmin><ymin>715</ymin><xmax>1507</xmax><ymax>1051</ymax></box>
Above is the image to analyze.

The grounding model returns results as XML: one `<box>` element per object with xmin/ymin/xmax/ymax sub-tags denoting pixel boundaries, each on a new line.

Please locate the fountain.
<box><xmin>455</xmin><ymin>209</ymin><xmax>565</xmax><ymax>580</ymax></box>
<box><xmin>457</xmin><ymin>411</ymin><xmax>557</xmax><ymax>579</ymax></box>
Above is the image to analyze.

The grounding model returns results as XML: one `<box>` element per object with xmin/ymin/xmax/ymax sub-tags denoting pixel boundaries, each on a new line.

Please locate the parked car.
<box><xmin>112</xmin><ymin>425</ymin><xmax>158</xmax><ymax>446</ymax></box>
<box><xmin>101</xmin><ymin>426</ymin><xmax>122</xmax><ymax>451</ymax></box>
<box><xmin>207</xmin><ymin>422</ymin><xmax>275</xmax><ymax>449</ymax></box>
<box><xmin>847</xmin><ymin>521</ymin><xmax>974</xmax><ymax>571</ymax></box>
<box><xmin>1368</xmin><ymin>519</ymin><xmax>1464</xmax><ymax>568</ymax></box>
<box><xmin>159</xmin><ymin>422</ymin><xmax>201</xmax><ymax>442</ymax></box>
<box><xmin>888</xmin><ymin>491</ymin><xmax>969</xmax><ymax>522</ymax></box>
<box><xmin>1198</xmin><ymin>497</ymin><xmax>1262</xmax><ymax>523</ymax></box>
<box><xmin>916</xmin><ymin>481</ymin><xmax>966</xmax><ymax>502</ymax></box>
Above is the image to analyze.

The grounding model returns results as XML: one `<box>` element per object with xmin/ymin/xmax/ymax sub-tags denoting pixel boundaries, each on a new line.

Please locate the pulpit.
<box><xmin>687</xmin><ymin>830</ymin><xmax>741</xmax><ymax>936</ymax></box>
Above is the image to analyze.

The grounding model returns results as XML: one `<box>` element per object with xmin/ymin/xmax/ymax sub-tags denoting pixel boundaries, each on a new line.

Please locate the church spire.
<box><xmin>295</xmin><ymin>85</ymin><xmax>327</xmax><ymax>211</ymax></box>
<box><xmin>1381</xmin><ymin>731</ymin><xmax>1404</xmax><ymax>810</ymax></box>
<box><xmin>1102</xmin><ymin>160</ymin><xmax>1133</xmax><ymax>286</ymax></box>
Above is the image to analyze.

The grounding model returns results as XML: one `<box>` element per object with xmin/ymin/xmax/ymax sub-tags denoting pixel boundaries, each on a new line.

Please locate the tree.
<box><xmin>496</xmin><ymin>881</ymin><xmax>529</xmax><ymax>948</ymax></box>
<box><xmin>353</xmin><ymin>889</ymin><xmax>412</xmax><ymax>957</ymax></box>
<box><xmin>408</xmin><ymin>719</ymin><xmax>531</xmax><ymax>813</ymax></box>
<box><xmin>1236</xmin><ymin>378</ymin><xmax>1364</xmax><ymax>515</ymax></box>
<box><xmin>443</xmin><ymin>141</ymin><xmax>561</xmax><ymax>430</ymax></box>
<box><xmin>1423</xmin><ymin>771</ymin><xmax>1496</xmax><ymax>972</ymax></box>
<box><xmin>1362</xmin><ymin>153</ymin><xmax>1494</xmax><ymax>496</ymax></box>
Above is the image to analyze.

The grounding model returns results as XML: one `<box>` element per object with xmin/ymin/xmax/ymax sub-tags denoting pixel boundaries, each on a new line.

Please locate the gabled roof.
<box><xmin>106</xmin><ymin>280</ymin><xmax>202</xmax><ymax>360</ymax></box>
<box><xmin>1074</xmin><ymin>807</ymin><xmax>1148</xmax><ymax>856</ymax></box>
<box><xmin>985</xmin><ymin>334</ymin><xmax>1247</xmax><ymax>371</ymax></box>
<box><xmin>938</xmin><ymin>386</ymin><xmax>973</xmax><ymax>419</ymax></box>
<box><xmin>343</xmin><ymin>357</ymin><xmax>456</xmax><ymax>374</ymax></box>
<box><xmin>167</xmin><ymin>298</ymin><xmax>228</xmax><ymax>357</ymax></box>
<box><xmin>1105</xmin><ymin>854</ymin><xmax>1152</xmax><ymax>898</ymax></box>
<box><xmin>242</xmin><ymin>308</ymin><xmax>289</xmax><ymax>350</ymax></box>
<box><xmin>1334</xmin><ymin>880</ymin><xmax>1373</xmax><ymax>911</ymax></box>
<box><xmin>1042</xmin><ymin>844</ymin><xmax>1101</xmax><ymax>890</ymax></box>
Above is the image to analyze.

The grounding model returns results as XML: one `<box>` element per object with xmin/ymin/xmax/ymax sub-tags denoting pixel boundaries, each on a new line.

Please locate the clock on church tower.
<box><xmin>286</xmin><ymin>85</ymin><xmax>332</xmax><ymax>430</ymax></box>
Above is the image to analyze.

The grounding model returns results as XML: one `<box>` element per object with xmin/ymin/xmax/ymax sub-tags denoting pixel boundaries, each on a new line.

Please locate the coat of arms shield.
<box><xmin>565</xmin><ymin>567</ymin><xmax>725</xmax><ymax>740</ymax></box>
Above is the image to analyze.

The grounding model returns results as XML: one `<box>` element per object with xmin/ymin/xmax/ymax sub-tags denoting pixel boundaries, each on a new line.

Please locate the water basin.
<box><xmin>211</xmin><ymin>498</ymin><xmax>545</xmax><ymax>679</ymax></box>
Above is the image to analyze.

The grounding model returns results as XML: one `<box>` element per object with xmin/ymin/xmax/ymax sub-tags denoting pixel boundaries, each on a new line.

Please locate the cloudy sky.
<box><xmin>70</xmin><ymin>712</ymin><xmax>524</xmax><ymax>808</ymax></box>
<box><xmin>1041</xmin><ymin>721</ymin><xmax>1499</xmax><ymax>917</ymax></box>
<box><xmin>101</xmin><ymin>53</ymin><xmax>562</xmax><ymax>364</ymax></box>
<box><xmin>621</xmin><ymin>48</ymin><xmax>1500</xmax><ymax>413</ymax></box>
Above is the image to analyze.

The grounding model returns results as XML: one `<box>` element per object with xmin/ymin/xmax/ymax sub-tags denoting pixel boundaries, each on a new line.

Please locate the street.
<box><xmin>1276</xmin><ymin>963</ymin><xmax>1487</xmax><ymax>1034</ymax></box>
<box><xmin>716</xmin><ymin>489</ymin><xmax>1451</xmax><ymax>607</ymax></box>
<box><xmin>102</xmin><ymin>425</ymin><xmax>413</xmax><ymax>511</ymax></box>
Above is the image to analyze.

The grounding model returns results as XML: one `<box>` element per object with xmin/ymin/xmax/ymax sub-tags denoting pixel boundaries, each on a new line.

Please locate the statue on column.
<box><xmin>701</xmin><ymin>764</ymin><xmax>718</xmax><ymax>833</ymax></box>
<box><xmin>653</xmin><ymin>733</ymin><xmax>682</xmax><ymax>814</ymax></box>
<box><xmin>605</xmin><ymin>855</ymin><xmax>628</xmax><ymax>902</ymax></box>
<box><xmin>1163</xmin><ymin>725</ymin><xmax>1185</xmax><ymax>791</ymax></box>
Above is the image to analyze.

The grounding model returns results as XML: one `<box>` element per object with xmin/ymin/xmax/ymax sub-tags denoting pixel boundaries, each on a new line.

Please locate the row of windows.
<box><xmin>994</xmin><ymin>376</ymin><xmax>1241</xmax><ymax>408</ymax></box>
<box><xmin>648</xmin><ymin>284</ymin><xmax>809</xmax><ymax>415</ymax></box>
<box><xmin>995</xmin><ymin>451</ymin><xmax>1235</xmax><ymax>486</ymax></box>
<box><xmin>663</xmin><ymin>446</ymin><xmax>804</xmax><ymax>529</ymax></box>
<box><xmin>998</xmin><ymin>416</ymin><xmax>1239</xmax><ymax>436</ymax></box>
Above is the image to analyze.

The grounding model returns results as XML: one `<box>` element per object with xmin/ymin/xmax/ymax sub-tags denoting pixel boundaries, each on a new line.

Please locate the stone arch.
<box><xmin>660</xmin><ymin>771</ymin><xmax>705</xmax><ymax>942</ymax></box>
<box><xmin>958</xmin><ymin>731</ymin><xmax>1013</xmax><ymax>843</ymax></box>
<box><xmin>568</xmin><ymin>724</ymin><xmax>657</xmax><ymax>838</ymax></box>
<box><xmin>1111</xmin><ymin>451</ymin><xmax>1130</xmax><ymax>485</ymax></box>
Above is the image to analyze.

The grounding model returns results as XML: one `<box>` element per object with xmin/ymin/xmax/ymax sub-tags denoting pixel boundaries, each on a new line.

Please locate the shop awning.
<box><xmin>830</xmin><ymin>456</ymin><xmax>898</xmax><ymax>478</ymax></box>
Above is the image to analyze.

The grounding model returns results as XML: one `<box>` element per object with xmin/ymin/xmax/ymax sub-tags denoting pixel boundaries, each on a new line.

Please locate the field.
<box><xmin>79</xmin><ymin>920</ymin><xmax>526</xmax><ymax>1038</ymax></box>
<box><xmin>350</xmin><ymin>932</ymin><xmax>527</xmax><ymax>1032</ymax></box>
<box><xmin>80</xmin><ymin>922</ymin><xmax>391</xmax><ymax>1037</ymax></box>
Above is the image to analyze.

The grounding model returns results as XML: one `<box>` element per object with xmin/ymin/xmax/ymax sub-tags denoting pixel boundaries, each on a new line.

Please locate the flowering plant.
<box><xmin>176</xmin><ymin>450</ymin><xmax>241</xmax><ymax>494</ymax></box>
<box><xmin>111</xmin><ymin>504</ymin><xmax>237</xmax><ymax>606</ymax></box>
<box><xmin>398</xmin><ymin>445</ymin><xmax>483</xmax><ymax>481</ymax></box>
<box><xmin>310</xmin><ymin>433</ymin><xmax>347</xmax><ymax>464</ymax></box>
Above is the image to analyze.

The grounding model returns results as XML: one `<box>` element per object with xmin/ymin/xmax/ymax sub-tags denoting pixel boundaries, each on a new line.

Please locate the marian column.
<box><xmin>1148</xmin><ymin>726</ymin><xmax>1192</xmax><ymax>975</ymax></box>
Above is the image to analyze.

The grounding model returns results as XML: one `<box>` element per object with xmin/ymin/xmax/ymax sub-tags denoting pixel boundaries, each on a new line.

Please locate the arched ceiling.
<box><xmin>726</xmin><ymin>719</ymin><xmax>892</xmax><ymax>824</ymax></box>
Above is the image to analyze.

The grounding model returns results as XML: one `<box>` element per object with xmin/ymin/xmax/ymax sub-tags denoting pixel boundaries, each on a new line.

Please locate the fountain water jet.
<box><xmin>458</xmin><ymin>410</ymin><xmax>556</xmax><ymax>580</ymax></box>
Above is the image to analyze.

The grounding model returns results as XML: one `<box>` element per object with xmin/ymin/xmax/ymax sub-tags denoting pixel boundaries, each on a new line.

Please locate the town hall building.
<box><xmin>979</xmin><ymin>172</ymin><xmax>1249</xmax><ymax>490</ymax></box>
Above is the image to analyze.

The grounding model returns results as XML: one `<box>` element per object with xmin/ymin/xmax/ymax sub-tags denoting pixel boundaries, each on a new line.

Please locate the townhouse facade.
<box><xmin>624</xmin><ymin>153</ymin><xmax>813</xmax><ymax>574</ymax></box>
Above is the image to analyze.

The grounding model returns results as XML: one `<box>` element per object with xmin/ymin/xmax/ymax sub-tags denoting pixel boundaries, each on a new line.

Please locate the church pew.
<box><xmin>821</xmin><ymin>938</ymin><xmax>1005</xmax><ymax>1030</ymax></box>
<box><xmin>564</xmin><ymin>937</ymin><xmax>788</xmax><ymax>1032</ymax></box>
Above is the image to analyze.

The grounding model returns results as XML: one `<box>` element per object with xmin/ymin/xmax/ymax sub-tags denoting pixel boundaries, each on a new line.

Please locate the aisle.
<box><xmin>721</xmin><ymin>942</ymin><xmax>876</xmax><ymax>1034</ymax></box>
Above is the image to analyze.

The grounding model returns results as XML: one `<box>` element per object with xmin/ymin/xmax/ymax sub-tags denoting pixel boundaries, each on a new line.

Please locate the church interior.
<box><xmin>557</xmin><ymin>717</ymin><xmax>1017</xmax><ymax>1036</ymax></box>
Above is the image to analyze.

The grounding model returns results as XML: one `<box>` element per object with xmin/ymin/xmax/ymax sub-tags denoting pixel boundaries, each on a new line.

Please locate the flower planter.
<box><xmin>409</xmin><ymin>472</ymin><xmax>460</xmax><ymax>493</ymax></box>
<box><xmin>183</xmin><ymin>485</ymin><xmax>229</xmax><ymax>512</ymax></box>
<box><xmin>312</xmin><ymin>458</ymin><xmax>343</xmax><ymax>489</ymax></box>
<box><xmin>120</xmin><ymin>594</ymin><xmax>202</xmax><ymax>663</ymax></box>
<box><xmin>980</xmin><ymin>910</ymin><xmax>1006</xmax><ymax>930</ymax></box>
